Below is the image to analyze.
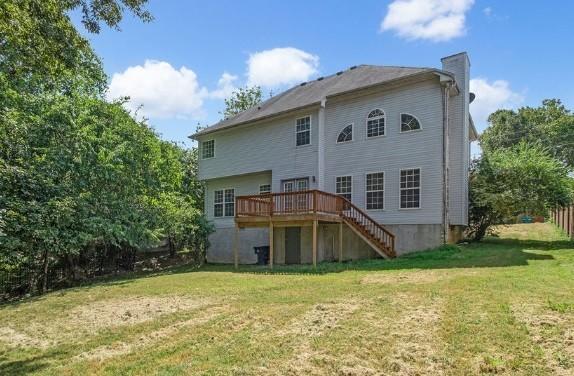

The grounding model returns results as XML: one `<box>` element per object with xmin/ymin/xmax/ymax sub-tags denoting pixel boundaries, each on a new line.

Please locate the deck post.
<box><xmin>339</xmin><ymin>221</ymin><xmax>343</xmax><ymax>262</ymax></box>
<box><xmin>269</xmin><ymin>221</ymin><xmax>274</xmax><ymax>269</ymax></box>
<box><xmin>312</xmin><ymin>219</ymin><xmax>318</xmax><ymax>268</ymax></box>
<box><xmin>234</xmin><ymin>225</ymin><xmax>239</xmax><ymax>269</ymax></box>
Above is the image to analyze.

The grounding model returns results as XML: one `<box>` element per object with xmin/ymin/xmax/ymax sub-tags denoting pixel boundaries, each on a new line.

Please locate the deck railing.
<box><xmin>236</xmin><ymin>190</ymin><xmax>395</xmax><ymax>257</ymax></box>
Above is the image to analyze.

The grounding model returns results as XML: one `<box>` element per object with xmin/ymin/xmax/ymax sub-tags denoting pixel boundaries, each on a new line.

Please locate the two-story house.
<box><xmin>191</xmin><ymin>52</ymin><xmax>477</xmax><ymax>266</ymax></box>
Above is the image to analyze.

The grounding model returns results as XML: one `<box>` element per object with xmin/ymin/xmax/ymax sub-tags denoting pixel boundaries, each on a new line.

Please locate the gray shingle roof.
<box><xmin>192</xmin><ymin>65</ymin><xmax>451</xmax><ymax>138</ymax></box>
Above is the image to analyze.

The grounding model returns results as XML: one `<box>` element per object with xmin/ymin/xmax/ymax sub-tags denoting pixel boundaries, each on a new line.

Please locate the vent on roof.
<box><xmin>300</xmin><ymin>82</ymin><xmax>307</xmax><ymax>86</ymax></box>
<box><xmin>336</xmin><ymin>71</ymin><xmax>343</xmax><ymax>76</ymax></box>
<box><xmin>349</xmin><ymin>65</ymin><xmax>357</xmax><ymax>70</ymax></box>
<box><xmin>317</xmin><ymin>76</ymin><xmax>324</xmax><ymax>81</ymax></box>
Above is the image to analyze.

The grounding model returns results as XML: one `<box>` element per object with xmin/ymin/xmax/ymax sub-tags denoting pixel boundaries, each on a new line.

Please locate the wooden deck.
<box><xmin>233</xmin><ymin>190</ymin><xmax>396</xmax><ymax>268</ymax></box>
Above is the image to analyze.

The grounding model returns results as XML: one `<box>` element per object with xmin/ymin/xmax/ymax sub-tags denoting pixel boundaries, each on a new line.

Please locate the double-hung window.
<box><xmin>336</xmin><ymin>176</ymin><xmax>352</xmax><ymax>201</ymax></box>
<box><xmin>259</xmin><ymin>184</ymin><xmax>271</xmax><ymax>194</ymax></box>
<box><xmin>366</xmin><ymin>172</ymin><xmax>384</xmax><ymax>210</ymax></box>
<box><xmin>400</xmin><ymin>169</ymin><xmax>421</xmax><ymax>209</ymax></box>
<box><xmin>296</xmin><ymin>116</ymin><xmax>311</xmax><ymax>146</ymax></box>
<box><xmin>366</xmin><ymin>109</ymin><xmax>385</xmax><ymax>138</ymax></box>
<box><xmin>214</xmin><ymin>188</ymin><xmax>235</xmax><ymax>217</ymax></box>
<box><xmin>202</xmin><ymin>140</ymin><xmax>215</xmax><ymax>159</ymax></box>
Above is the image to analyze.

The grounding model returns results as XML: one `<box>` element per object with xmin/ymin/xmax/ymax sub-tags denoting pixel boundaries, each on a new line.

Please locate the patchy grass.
<box><xmin>0</xmin><ymin>223</ymin><xmax>573</xmax><ymax>375</ymax></box>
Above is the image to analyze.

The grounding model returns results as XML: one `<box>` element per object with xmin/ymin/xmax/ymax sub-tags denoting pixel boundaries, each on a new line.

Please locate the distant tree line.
<box><xmin>468</xmin><ymin>99</ymin><xmax>574</xmax><ymax>240</ymax></box>
<box><xmin>0</xmin><ymin>0</ymin><xmax>212</xmax><ymax>295</ymax></box>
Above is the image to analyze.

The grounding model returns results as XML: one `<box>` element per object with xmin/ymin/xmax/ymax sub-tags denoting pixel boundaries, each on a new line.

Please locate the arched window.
<box><xmin>366</xmin><ymin>109</ymin><xmax>385</xmax><ymax>138</ymax></box>
<box><xmin>400</xmin><ymin>113</ymin><xmax>421</xmax><ymax>132</ymax></box>
<box><xmin>337</xmin><ymin>124</ymin><xmax>353</xmax><ymax>143</ymax></box>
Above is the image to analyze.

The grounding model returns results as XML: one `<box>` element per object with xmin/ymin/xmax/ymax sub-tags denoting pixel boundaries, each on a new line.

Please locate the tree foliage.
<box><xmin>0</xmin><ymin>0</ymin><xmax>210</xmax><ymax>295</ymax></box>
<box><xmin>223</xmin><ymin>86</ymin><xmax>263</xmax><ymax>119</ymax></box>
<box><xmin>481</xmin><ymin>99</ymin><xmax>574</xmax><ymax>168</ymax></box>
<box><xmin>467</xmin><ymin>142</ymin><xmax>573</xmax><ymax>241</ymax></box>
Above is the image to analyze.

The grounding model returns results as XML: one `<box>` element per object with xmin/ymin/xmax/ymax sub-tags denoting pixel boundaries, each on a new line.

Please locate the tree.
<box><xmin>481</xmin><ymin>99</ymin><xmax>574</xmax><ymax>169</ymax></box>
<box><xmin>222</xmin><ymin>86</ymin><xmax>263</xmax><ymax>119</ymax></box>
<box><xmin>0</xmin><ymin>0</ymin><xmax>213</xmax><ymax>295</ymax></box>
<box><xmin>0</xmin><ymin>0</ymin><xmax>151</xmax><ymax>96</ymax></box>
<box><xmin>467</xmin><ymin>142</ymin><xmax>573</xmax><ymax>241</ymax></box>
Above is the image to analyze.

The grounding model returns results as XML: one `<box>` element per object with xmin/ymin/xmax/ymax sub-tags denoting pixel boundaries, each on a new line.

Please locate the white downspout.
<box><xmin>317</xmin><ymin>98</ymin><xmax>327</xmax><ymax>190</ymax></box>
<box><xmin>442</xmin><ymin>83</ymin><xmax>451</xmax><ymax>244</ymax></box>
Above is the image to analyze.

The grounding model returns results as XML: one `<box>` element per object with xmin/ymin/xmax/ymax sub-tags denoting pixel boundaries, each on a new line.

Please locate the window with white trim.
<box><xmin>296</xmin><ymin>116</ymin><xmax>311</xmax><ymax>146</ymax></box>
<box><xmin>366</xmin><ymin>172</ymin><xmax>384</xmax><ymax>210</ymax></box>
<box><xmin>401</xmin><ymin>114</ymin><xmax>421</xmax><ymax>132</ymax></box>
<box><xmin>214</xmin><ymin>188</ymin><xmax>235</xmax><ymax>217</ymax></box>
<box><xmin>336</xmin><ymin>176</ymin><xmax>352</xmax><ymax>201</ymax></box>
<box><xmin>259</xmin><ymin>184</ymin><xmax>271</xmax><ymax>194</ymax></box>
<box><xmin>366</xmin><ymin>109</ymin><xmax>385</xmax><ymax>138</ymax></box>
<box><xmin>400</xmin><ymin>169</ymin><xmax>421</xmax><ymax>209</ymax></box>
<box><xmin>337</xmin><ymin>124</ymin><xmax>353</xmax><ymax>143</ymax></box>
<box><xmin>202</xmin><ymin>140</ymin><xmax>215</xmax><ymax>159</ymax></box>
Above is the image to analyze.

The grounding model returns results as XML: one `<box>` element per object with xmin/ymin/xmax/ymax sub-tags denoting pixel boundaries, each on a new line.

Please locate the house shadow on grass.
<box><xmin>200</xmin><ymin>237</ymin><xmax>569</xmax><ymax>275</ymax></box>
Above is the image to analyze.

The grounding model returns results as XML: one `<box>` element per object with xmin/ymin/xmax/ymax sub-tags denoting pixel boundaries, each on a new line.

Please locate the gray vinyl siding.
<box><xmin>197</xmin><ymin>110</ymin><xmax>319</xmax><ymax>193</ymax></box>
<box><xmin>205</xmin><ymin>172</ymin><xmax>271</xmax><ymax>229</ymax></box>
<box><xmin>323</xmin><ymin>78</ymin><xmax>444</xmax><ymax>225</ymax></box>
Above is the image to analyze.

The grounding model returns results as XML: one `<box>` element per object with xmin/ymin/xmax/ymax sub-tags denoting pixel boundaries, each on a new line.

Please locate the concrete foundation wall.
<box><xmin>207</xmin><ymin>222</ymin><xmax>444</xmax><ymax>263</ymax></box>
<box><xmin>385</xmin><ymin>224</ymin><xmax>443</xmax><ymax>255</ymax></box>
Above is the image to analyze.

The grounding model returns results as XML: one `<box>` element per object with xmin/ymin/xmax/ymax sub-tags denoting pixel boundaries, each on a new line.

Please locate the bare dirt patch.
<box><xmin>512</xmin><ymin>303</ymin><xmax>574</xmax><ymax>375</ymax></box>
<box><xmin>75</xmin><ymin>305</ymin><xmax>228</xmax><ymax>362</ymax></box>
<box><xmin>361</xmin><ymin>270</ymin><xmax>477</xmax><ymax>285</ymax></box>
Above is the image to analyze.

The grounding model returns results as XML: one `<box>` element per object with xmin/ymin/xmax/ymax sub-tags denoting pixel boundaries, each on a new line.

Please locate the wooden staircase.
<box><xmin>236</xmin><ymin>190</ymin><xmax>396</xmax><ymax>258</ymax></box>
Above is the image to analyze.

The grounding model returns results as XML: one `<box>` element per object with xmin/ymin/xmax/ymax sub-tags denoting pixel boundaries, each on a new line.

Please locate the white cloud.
<box><xmin>469</xmin><ymin>78</ymin><xmax>524</xmax><ymax>131</ymax></box>
<box><xmin>483</xmin><ymin>7</ymin><xmax>492</xmax><ymax>16</ymax></box>
<box><xmin>246</xmin><ymin>47</ymin><xmax>319</xmax><ymax>87</ymax></box>
<box><xmin>381</xmin><ymin>0</ymin><xmax>475</xmax><ymax>42</ymax></box>
<box><xmin>108</xmin><ymin>60</ymin><xmax>208</xmax><ymax>119</ymax></box>
<box><xmin>209</xmin><ymin>72</ymin><xmax>238</xmax><ymax>99</ymax></box>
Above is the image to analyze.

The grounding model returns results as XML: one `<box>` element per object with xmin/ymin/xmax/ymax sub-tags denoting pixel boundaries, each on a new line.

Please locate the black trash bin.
<box><xmin>254</xmin><ymin>246</ymin><xmax>270</xmax><ymax>265</ymax></box>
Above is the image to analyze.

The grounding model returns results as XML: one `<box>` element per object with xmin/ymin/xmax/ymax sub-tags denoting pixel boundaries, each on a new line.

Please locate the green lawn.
<box><xmin>1</xmin><ymin>223</ymin><xmax>573</xmax><ymax>375</ymax></box>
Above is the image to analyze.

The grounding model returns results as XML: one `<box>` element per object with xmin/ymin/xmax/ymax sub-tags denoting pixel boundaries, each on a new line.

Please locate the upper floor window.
<box><xmin>259</xmin><ymin>184</ymin><xmax>271</xmax><ymax>194</ymax></box>
<box><xmin>366</xmin><ymin>109</ymin><xmax>385</xmax><ymax>138</ymax></box>
<box><xmin>401</xmin><ymin>114</ymin><xmax>421</xmax><ymax>132</ymax></box>
<box><xmin>366</xmin><ymin>172</ymin><xmax>385</xmax><ymax>210</ymax></box>
<box><xmin>336</xmin><ymin>176</ymin><xmax>352</xmax><ymax>201</ymax></box>
<box><xmin>202</xmin><ymin>140</ymin><xmax>215</xmax><ymax>159</ymax></box>
<box><xmin>214</xmin><ymin>188</ymin><xmax>235</xmax><ymax>217</ymax></box>
<box><xmin>296</xmin><ymin>116</ymin><xmax>311</xmax><ymax>146</ymax></box>
<box><xmin>400</xmin><ymin>169</ymin><xmax>421</xmax><ymax>209</ymax></box>
<box><xmin>337</xmin><ymin>124</ymin><xmax>353</xmax><ymax>143</ymax></box>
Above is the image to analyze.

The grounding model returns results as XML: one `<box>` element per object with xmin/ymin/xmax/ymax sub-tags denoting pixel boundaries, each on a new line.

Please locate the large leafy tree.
<box><xmin>481</xmin><ymin>99</ymin><xmax>574</xmax><ymax>169</ymax></box>
<box><xmin>0</xmin><ymin>0</ymin><xmax>211</xmax><ymax>294</ymax></box>
<box><xmin>468</xmin><ymin>142</ymin><xmax>573</xmax><ymax>241</ymax></box>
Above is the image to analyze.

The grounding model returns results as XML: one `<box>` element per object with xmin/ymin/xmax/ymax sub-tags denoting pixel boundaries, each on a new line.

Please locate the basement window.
<box><xmin>366</xmin><ymin>172</ymin><xmax>385</xmax><ymax>210</ymax></box>
<box><xmin>296</xmin><ymin>116</ymin><xmax>311</xmax><ymax>146</ymax></box>
<box><xmin>336</xmin><ymin>176</ymin><xmax>352</xmax><ymax>202</ymax></box>
<box><xmin>366</xmin><ymin>109</ymin><xmax>385</xmax><ymax>138</ymax></box>
<box><xmin>400</xmin><ymin>113</ymin><xmax>421</xmax><ymax>132</ymax></box>
<box><xmin>400</xmin><ymin>169</ymin><xmax>421</xmax><ymax>209</ymax></box>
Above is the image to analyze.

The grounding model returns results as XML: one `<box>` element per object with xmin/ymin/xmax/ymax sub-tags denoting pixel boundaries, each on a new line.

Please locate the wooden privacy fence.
<box><xmin>552</xmin><ymin>205</ymin><xmax>574</xmax><ymax>239</ymax></box>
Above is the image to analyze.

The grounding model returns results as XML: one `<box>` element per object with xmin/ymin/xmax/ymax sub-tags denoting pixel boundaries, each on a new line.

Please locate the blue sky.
<box><xmin>75</xmin><ymin>0</ymin><xmax>574</xmax><ymax>153</ymax></box>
